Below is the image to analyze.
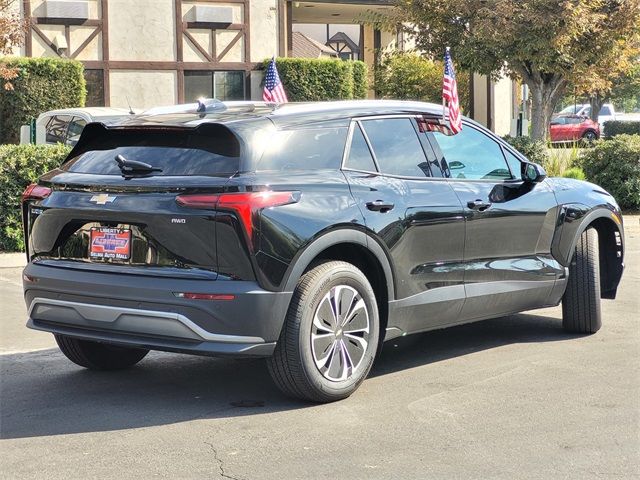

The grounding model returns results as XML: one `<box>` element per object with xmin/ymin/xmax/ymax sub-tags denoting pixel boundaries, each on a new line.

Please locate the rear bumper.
<box><xmin>23</xmin><ymin>262</ymin><xmax>293</xmax><ymax>357</ymax></box>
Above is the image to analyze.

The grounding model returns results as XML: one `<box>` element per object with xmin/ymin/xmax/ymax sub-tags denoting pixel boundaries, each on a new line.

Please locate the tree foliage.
<box><xmin>374</xmin><ymin>52</ymin><xmax>470</xmax><ymax>113</ymax></box>
<box><xmin>374</xmin><ymin>0</ymin><xmax>640</xmax><ymax>140</ymax></box>
<box><xmin>0</xmin><ymin>0</ymin><xmax>27</xmax><ymax>90</ymax></box>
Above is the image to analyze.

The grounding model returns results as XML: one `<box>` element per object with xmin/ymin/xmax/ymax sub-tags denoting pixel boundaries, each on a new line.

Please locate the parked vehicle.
<box><xmin>556</xmin><ymin>103</ymin><xmax>616</xmax><ymax>128</ymax></box>
<box><xmin>550</xmin><ymin>114</ymin><xmax>600</xmax><ymax>144</ymax></box>
<box><xmin>21</xmin><ymin>107</ymin><xmax>139</xmax><ymax>146</ymax></box>
<box><xmin>21</xmin><ymin>100</ymin><xmax>625</xmax><ymax>402</ymax></box>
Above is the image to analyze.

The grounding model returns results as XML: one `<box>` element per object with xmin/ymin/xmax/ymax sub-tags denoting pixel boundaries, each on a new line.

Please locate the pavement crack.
<box><xmin>204</xmin><ymin>441</ymin><xmax>244</xmax><ymax>480</ymax></box>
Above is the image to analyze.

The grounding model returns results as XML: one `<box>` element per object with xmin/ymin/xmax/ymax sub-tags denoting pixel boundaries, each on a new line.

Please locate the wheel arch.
<box><xmin>564</xmin><ymin>208</ymin><xmax>624</xmax><ymax>299</ymax></box>
<box><xmin>282</xmin><ymin>228</ymin><xmax>395</xmax><ymax>338</ymax></box>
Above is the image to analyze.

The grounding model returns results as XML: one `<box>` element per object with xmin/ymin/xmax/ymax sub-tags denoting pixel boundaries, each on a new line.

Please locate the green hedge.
<box><xmin>0</xmin><ymin>57</ymin><xmax>86</xmax><ymax>144</ymax></box>
<box><xmin>0</xmin><ymin>144</ymin><xmax>71</xmax><ymax>252</ymax></box>
<box><xmin>579</xmin><ymin>134</ymin><xmax>640</xmax><ymax>210</ymax></box>
<box><xmin>603</xmin><ymin>120</ymin><xmax>640</xmax><ymax>138</ymax></box>
<box><xmin>374</xmin><ymin>52</ymin><xmax>471</xmax><ymax>113</ymax></box>
<box><xmin>502</xmin><ymin>135</ymin><xmax>549</xmax><ymax>166</ymax></box>
<box><xmin>263</xmin><ymin>58</ymin><xmax>368</xmax><ymax>101</ymax></box>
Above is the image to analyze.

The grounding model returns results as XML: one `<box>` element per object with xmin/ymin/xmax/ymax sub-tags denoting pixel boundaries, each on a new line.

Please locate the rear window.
<box><xmin>62</xmin><ymin>124</ymin><xmax>240</xmax><ymax>176</ymax></box>
<box><xmin>257</xmin><ymin>127</ymin><xmax>348</xmax><ymax>171</ymax></box>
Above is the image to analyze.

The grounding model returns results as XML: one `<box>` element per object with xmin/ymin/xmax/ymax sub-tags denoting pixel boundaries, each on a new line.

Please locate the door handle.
<box><xmin>366</xmin><ymin>200</ymin><xmax>395</xmax><ymax>213</ymax></box>
<box><xmin>467</xmin><ymin>199</ymin><xmax>492</xmax><ymax>211</ymax></box>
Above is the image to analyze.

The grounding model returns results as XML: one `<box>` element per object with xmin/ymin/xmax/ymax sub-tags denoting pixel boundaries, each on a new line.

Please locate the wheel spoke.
<box><xmin>314</xmin><ymin>339</ymin><xmax>336</xmax><ymax>369</ymax></box>
<box><xmin>342</xmin><ymin>298</ymin><xmax>369</xmax><ymax>333</ymax></box>
<box><xmin>311</xmin><ymin>332</ymin><xmax>334</xmax><ymax>360</ymax></box>
<box><xmin>336</xmin><ymin>286</ymin><xmax>355</xmax><ymax>326</ymax></box>
<box><xmin>325</xmin><ymin>340</ymin><xmax>347</xmax><ymax>380</ymax></box>
<box><xmin>314</xmin><ymin>296</ymin><xmax>337</xmax><ymax>331</ymax></box>
<box><xmin>342</xmin><ymin>337</ymin><xmax>366</xmax><ymax>370</ymax></box>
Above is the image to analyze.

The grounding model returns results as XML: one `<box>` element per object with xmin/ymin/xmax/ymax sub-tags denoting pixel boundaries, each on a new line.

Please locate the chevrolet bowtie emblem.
<box><xmin>90</xmin><ymin>194</ymin><xmax>116</xmax><ymax>205</ymax></box>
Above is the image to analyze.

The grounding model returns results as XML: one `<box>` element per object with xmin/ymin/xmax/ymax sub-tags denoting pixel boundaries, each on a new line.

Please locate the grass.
<box><xmin>545</xmin><ymin>144</ymin><xmax>585</xmax><ymax>177</ymax></box>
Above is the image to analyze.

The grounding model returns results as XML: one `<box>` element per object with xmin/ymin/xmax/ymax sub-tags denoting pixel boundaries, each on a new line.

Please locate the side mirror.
<box><xmin>522</xmin><ymin>162</ymin><xmax>546</xmax><ymax>183</ymax></box>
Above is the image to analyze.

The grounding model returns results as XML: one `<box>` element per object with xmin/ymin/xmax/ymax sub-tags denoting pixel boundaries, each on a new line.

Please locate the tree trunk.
<box><xmin>590</xmin><ymin>95</ymin><xmax>605</xmax><ymax>122</ymax></box>
<box><xmin>519</xmin><ymin>68</ymin><xmax>568</xmax><ymax>141</ymax></box>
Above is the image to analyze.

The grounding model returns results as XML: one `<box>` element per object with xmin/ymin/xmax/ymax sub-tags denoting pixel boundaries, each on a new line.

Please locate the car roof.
<box><xmin>37</xmin><ymin>107</ymin><xmax>140</xmax><ymax>120</ymax></box>
<box><xmin>119</xmin><ymin>100</ymin><xmax>451</xmax><ymax>129</ymax></box>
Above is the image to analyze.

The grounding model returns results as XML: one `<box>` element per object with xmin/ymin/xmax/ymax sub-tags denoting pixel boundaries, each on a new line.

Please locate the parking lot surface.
<box><xmin>1</xmin><ymin>218</ymin><xmax>639</xmax><ymax>480</ymax></box>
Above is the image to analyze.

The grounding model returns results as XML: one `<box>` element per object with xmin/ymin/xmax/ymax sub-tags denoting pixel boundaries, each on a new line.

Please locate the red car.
<box><xmin>550</xmin><ymin>114</ymin><xmax>600</xmax><ymax>144</ymax></box>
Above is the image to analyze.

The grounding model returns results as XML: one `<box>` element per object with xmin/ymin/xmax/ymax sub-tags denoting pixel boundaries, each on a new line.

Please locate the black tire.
<box><xmin>562</xmin><ymin>228</ymin><xmax>602</xmax><ymax>334</ymax></box>
<box><xmin>55</xmin><ymin>334</ymin><xmax>149</xmax><ymax>370</ymax></box>
<box><xmin>267</xmin><ymin>261</ymin><xmax>380</xmax><ymax>403</ymax></box>
<box><xmin>581</xmin><ymin>130</ymin><xmax>598</xmax><ymax>145</ymax></box>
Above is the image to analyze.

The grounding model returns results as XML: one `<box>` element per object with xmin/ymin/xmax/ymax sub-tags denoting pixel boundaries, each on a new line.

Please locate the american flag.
<box><xmin>263</xmin><ymin>57</ymin><xmax>288</xmax><ymax>104</ymax></box>
<box><xmin>443</xmin><ymin>48</ymin><xmax>462</xmax><ymax>134</ymax></box>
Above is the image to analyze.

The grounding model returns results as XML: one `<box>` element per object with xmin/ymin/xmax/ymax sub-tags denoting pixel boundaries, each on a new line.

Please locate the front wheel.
<box><xmin>55</xmin><ymin>335</ymin><xmax>149</xmax><ymax>370</ymax></box>
<box><xmin>267</xmin><ymin>261</ymin><xmax>380</xmax><ymax>402</ymax></box>
<box><xmin>562</xmin><ymin>228</ymin><xmax>602</xmax><ymax>334</ymax></box>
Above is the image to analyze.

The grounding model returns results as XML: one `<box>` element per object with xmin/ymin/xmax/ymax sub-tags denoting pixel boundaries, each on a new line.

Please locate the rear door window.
<box><xmin>360</xmin><ymin>118</ymin><xmax>429</xmax><ymax>177</ymax></box>
<box><xmin>344</xmin><ymin>124</ymin><xmax>378</xmax><ymax>172</ymax></box>
<box><xmin>257</xmin><ymin>127</ymin><xmax>347</xmax><ymax>171</ymax></box>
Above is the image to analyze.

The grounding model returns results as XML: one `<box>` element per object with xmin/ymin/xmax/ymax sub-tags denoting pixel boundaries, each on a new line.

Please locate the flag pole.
<box><xmin>442</xmin><ymin>47</ymin><xmax>449</xmax><ymax>123</ymax></box>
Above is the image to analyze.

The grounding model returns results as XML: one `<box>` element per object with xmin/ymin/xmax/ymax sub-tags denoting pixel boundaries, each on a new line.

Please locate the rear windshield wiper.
<box><xmin>115</xmin><ymin>154</ymin><xmax>163</xmax><ymax>176</ymax></box>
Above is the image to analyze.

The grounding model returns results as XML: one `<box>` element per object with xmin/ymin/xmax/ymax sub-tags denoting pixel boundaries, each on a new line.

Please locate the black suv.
<box><xmin>22</xmin><ymin>101</ymin><xmax>625</xmax><ymax>402</ymax></box>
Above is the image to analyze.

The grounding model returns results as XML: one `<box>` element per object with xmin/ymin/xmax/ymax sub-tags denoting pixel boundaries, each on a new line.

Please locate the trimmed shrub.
<box><xmin>263</xmin><ymin>58</ymin><xmax>368</xmax><ymax>101</ymax></box>
<box><xmin>502</xmin><ymin>135</ymin><xmax>549</xmax><ymax>166</ymax></box>
<box><xmin>603</xmin><ymin>120</ymin><xmax>640</xmax><ymax>138</ymax></box>
<box><xmin>0</xmin><ymin>57</ymin><xmax>86</xmax><ymax>144</ymax></box>
<box><xmin>579</xmin><ymin>134</ymin><xmax>640</xmax><ymax>210</ymax></box>
<box><xmin>0</xmin><ymin>144</ymin><xmax>71</xmax><ymax>252</ymax></box>
<box><xmin>562</xmin><ymin>167</ymin><xmax>586</xmax><ymax>180</ymax></box>
<box><xmin>351</xmin><ymin>61</ymin><xmax>368</xmax><ymax>99</ymax></box>
<box><xmin>374</xmin><ymin>52</ymin><xmax>470</xmax><ymax>113</ymax></box>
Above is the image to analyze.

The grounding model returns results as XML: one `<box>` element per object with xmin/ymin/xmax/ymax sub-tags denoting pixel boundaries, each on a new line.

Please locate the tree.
<box><xmin>0</xmin><ymin>0</ymin><xmax>27</xmax><ymax>90</ymax></box>
<box><xmin>374</xmin><ymin>0</ymin><xmax>640</xmax><ymax>140</ymax></box>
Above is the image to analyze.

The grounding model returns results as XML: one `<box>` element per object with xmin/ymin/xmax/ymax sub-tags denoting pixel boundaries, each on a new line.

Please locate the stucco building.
<box><xmin>16</xmin><ymin>0</ymin><xmax>521</xmax><ymax>135</ymax></box>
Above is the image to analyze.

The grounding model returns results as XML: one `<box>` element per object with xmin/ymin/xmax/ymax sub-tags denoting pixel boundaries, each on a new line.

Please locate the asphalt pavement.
<box><xmin>1</xmin><ymin>218</ymin><xmax>639</xmax><ymax>480</ymax></box>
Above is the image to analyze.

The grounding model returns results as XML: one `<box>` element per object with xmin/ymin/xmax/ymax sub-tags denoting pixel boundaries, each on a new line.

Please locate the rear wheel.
<box><xmin>562</xmin><ymin>228</ymin><xmax>602</xmax><ymax>334</ymax></box>
<box><xmin>267</xmin><ymin>261</ymin><xmax>379</xmax><ymax>402</ymax></box>
<box><xmin>55</xmin><ymin>334</ymin><xmax>149</xmax><ymax>370</ymax></box>
<box><xmin>581</xmin><ymin>130</ymin><xmax>598</xmax><ymax>145</ymax></box>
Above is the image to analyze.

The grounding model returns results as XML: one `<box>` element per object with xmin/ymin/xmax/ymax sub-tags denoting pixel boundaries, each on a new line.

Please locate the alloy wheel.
<box><xmin>310</xmin><ymin>285</ymin><xmax>371</xmax><ymax>382</ymax></box>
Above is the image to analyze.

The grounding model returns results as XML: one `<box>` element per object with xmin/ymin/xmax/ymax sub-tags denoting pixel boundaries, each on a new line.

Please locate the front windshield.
<box><xmin>560</xmin><ymin>105</ymin><xmax>579</xmax><ymax>114</ymax></box>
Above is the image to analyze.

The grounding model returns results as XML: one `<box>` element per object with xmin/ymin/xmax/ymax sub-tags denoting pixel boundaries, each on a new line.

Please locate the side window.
<box><xmin>599</xmin><ymin>105</ymin><xmax>612</xmax><ymax>116</ymax></box>
<box><xmin>45</xmin><ymin>115</ymin><xmax>72</xmax><ymax>144</ymax></box>
<box><xmin>344</xmin><ymin>124</ymin><xmax>377</xmax><ymax>172</ymax></box>
<box><xmin>361</xmin><ymin>118</ymin><xmax>429</xmax><ymax>177</ymax></box>
<box><xmin>503</xmin><ymin>149</ymin><xmax>523</xmax><ymax>179</ymax></box>
<box><xmin>431</xmin><ymin>125</ymin><xmax>513</xmax><ymax>180</ymax></box>
<box><xmin>258</xmin><ymin>126</ymin><xmax>348</xmax><ymax>171</ymax></box>
<box><xmin>66</xmin><ymin>117</ymin><xmax>87</xmax><ymax>146</ymax></box>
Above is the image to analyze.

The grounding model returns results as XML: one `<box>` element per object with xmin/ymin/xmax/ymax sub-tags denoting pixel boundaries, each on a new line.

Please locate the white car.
<box><xmin>557</xmin><ymin>103</ymin><xmax>616</xmax><ymax>127</ymax></box>
<box><xmin>21</xmin><ymin>107</ymin><xmax>139</xmax><ymax>146</ymax></box>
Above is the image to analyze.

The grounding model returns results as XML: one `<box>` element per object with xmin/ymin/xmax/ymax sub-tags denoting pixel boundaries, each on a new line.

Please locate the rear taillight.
<box><xmin>22</xmin><ymin>184</ymin><xmax>52</xmax><ymax>203</ymax></box>
<box><xmin>176</xmin><ymin>191</ymin><xmax>299</xmax><ymax>241</ymax></box>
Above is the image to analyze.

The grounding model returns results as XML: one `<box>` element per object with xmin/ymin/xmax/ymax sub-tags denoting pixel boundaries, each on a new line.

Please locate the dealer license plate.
<box><xmin>90</xmin><ymin>227</ymin><xmax>131</xmax><ymax>261</ymax></box>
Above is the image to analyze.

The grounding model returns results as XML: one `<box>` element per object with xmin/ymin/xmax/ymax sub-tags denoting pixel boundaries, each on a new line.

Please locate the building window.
<box><xmin>84</xmin><ymin>69</ymin><xmax>105</xmax><ymax>107</ymax></box>
<box><xmin>184</xmin><ymin>71</ymin><xmax>245</xmax><ymax>102</ymax></box>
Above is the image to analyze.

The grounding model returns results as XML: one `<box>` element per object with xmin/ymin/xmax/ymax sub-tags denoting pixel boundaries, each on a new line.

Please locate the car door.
<box><xmin>425</xmin><ymin>122</ymin><xmax>563</xmax><ymax>322</ymax></box>
<box><xmin>550</xmin><ymin>116</ymin><xmax>570</xmax><ymax>141</ymax></box>
<box><xmin>342</xmin><ymin>116</ymin><xmax>466</xmax><ymax>337</ymax></box>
